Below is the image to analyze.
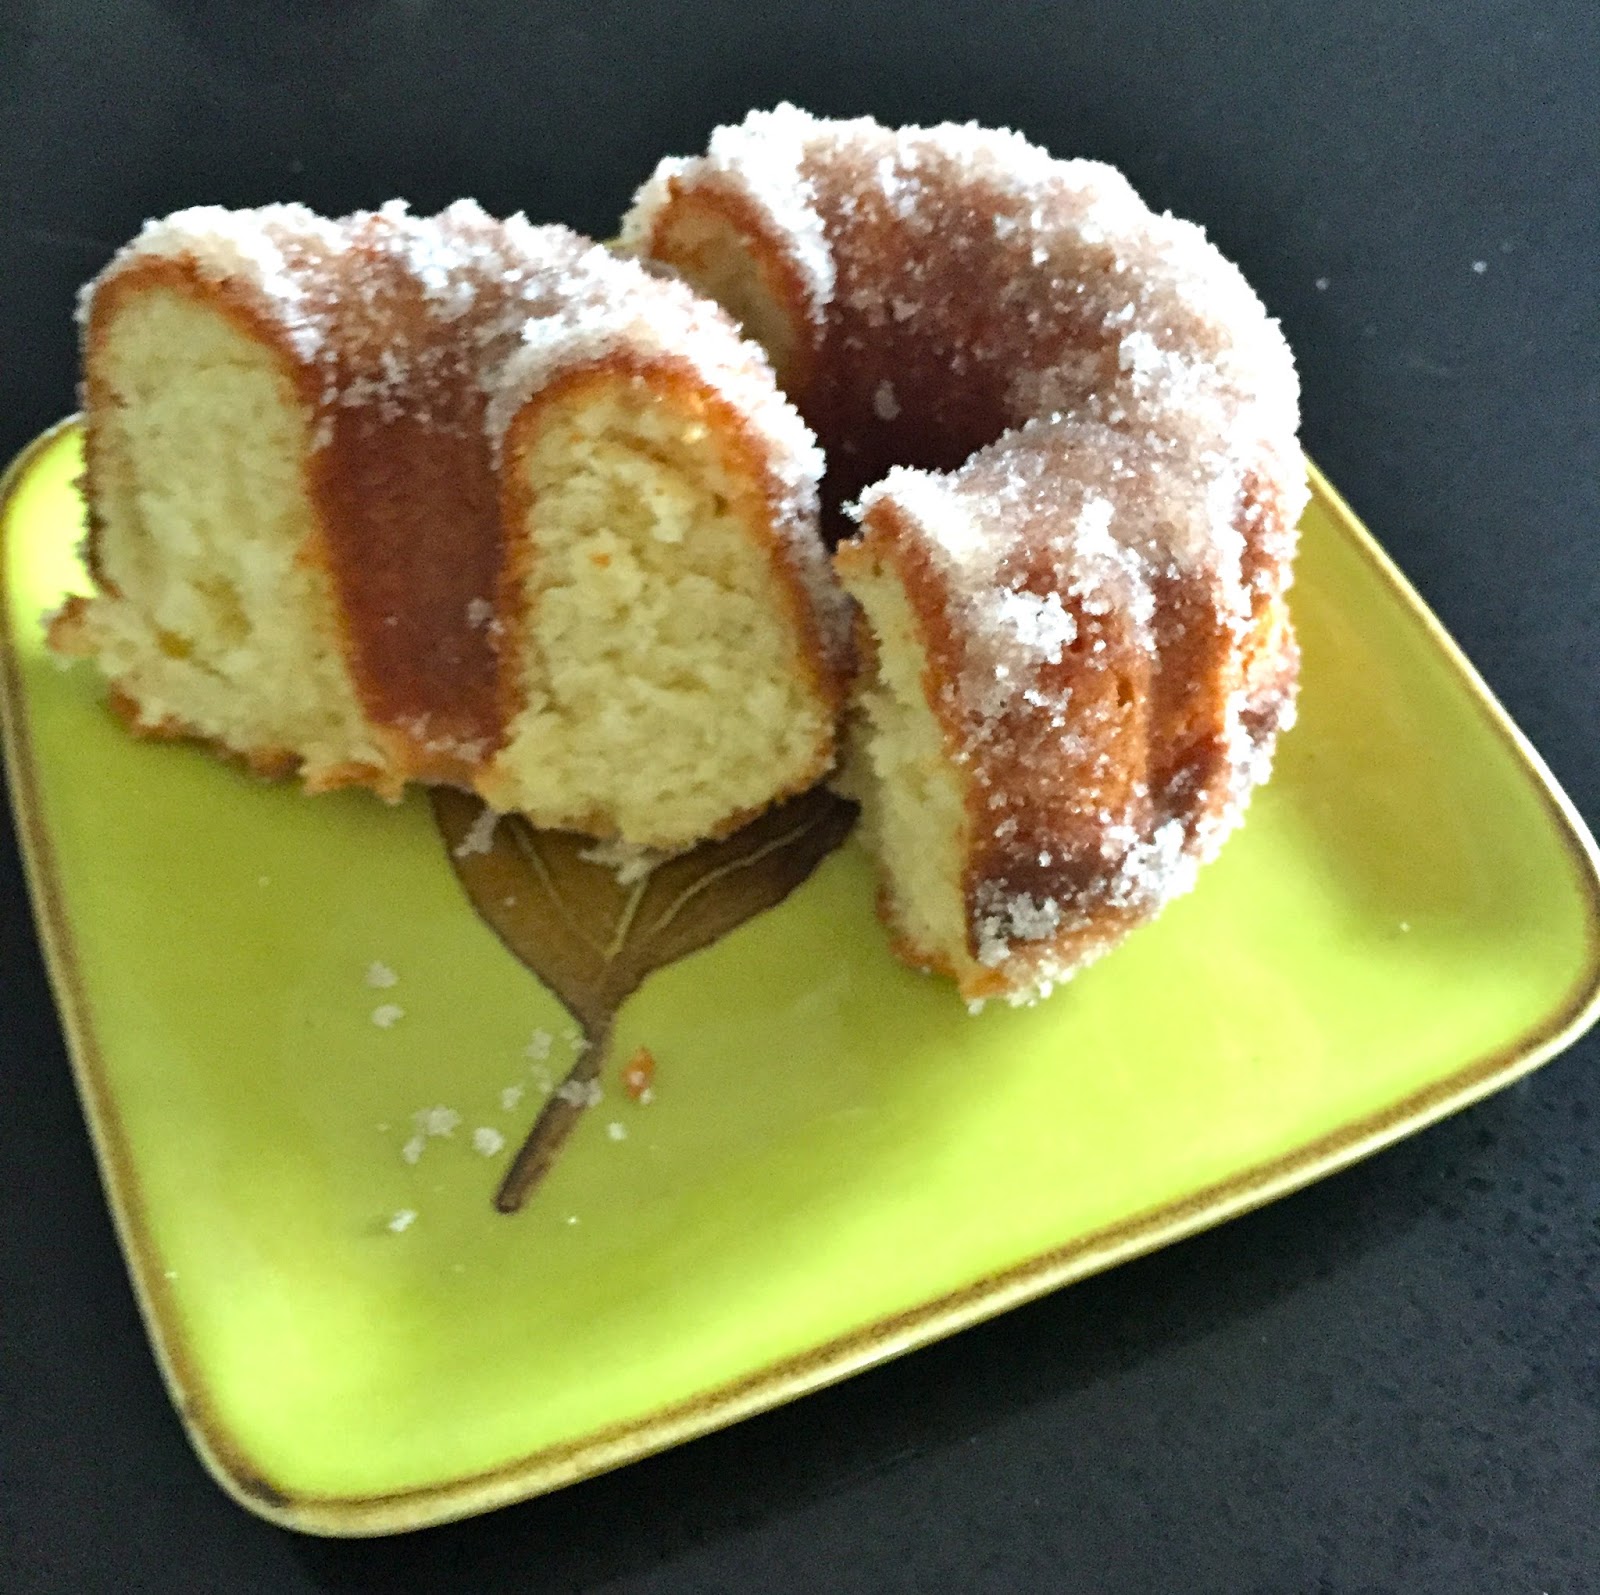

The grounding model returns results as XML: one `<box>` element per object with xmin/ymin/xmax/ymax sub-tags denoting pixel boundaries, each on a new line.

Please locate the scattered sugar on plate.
<box><xmin>500</xmin><ymin>1083</ymin><xmax>524</xmax><ymax>1111</ymax></box>
<box><xmin>452</xmin><ymin>806</ymin><xmax>500</xmax><ymax>858</ymax></box>
<box><xmin>387</xmin><ymin>1209</ymin><xmax>417</xmax><ymax>1234</ymax></box>
<box><xmin>529</xmin><ymin>1064</ymin><xmax>554</xmax><ymax>1095</ymax></box>
<box><xmin>371</xmin><ymin>1003</ymin><xmax>405</xmax><ymax>1028</ymax></box>
<box><xmin>412</xmin><ymin>1105</ymin><xmax>460</xmax><ymax>1138</ymax></box>
<box><xmin>606</xmin><ymin>1121</ymin><xmax>628</xmax><ymax>1142</ymax></box>
<box><xmin>555</xmin><ymin>1077</ymin><xmax>603</xmax><ymax>1107</ymax></box>
<box><xmin>1471</xmin><ymin>259</ymin><xmax>1487</xmax><ymax>274</ymax></box>
<box><xmin>524</xmin><ymin>1028</ymin><xmax>553</xmax><ymax>1061</ymax></box>
<box><xmin>401</xmin><ymin>1134</ymin><xmax>425</xmax><ymax>1165</ymax></box>
<box><xmin>365</xmin><ymin>960</ymin><xmax>399</xmax><ymax>989</ymax></box>
<box><xmin>576</xmin><ymin>837</ymin><xmax>664</xmax><ymax>886</ymax></box>
<box><xmin>472</xmin><ymin>1126</ymin><xmax>506</xmax><ymax>1157</ymax></box>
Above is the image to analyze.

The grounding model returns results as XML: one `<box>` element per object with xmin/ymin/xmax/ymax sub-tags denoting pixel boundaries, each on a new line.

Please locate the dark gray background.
<box><xmin>2</xmin><ymin>2</ymin><xmax>1596</xmax><ymax>1591</ymax></box>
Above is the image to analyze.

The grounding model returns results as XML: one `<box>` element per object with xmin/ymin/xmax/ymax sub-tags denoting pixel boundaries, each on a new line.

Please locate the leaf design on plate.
<box><xmin>432</xmin><ymin>785</ymin><xmax>858</xmax><ymax>1212</ymax></box>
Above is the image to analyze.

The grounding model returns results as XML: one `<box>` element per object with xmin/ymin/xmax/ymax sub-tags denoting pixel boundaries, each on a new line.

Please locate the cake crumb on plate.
<box><xmin>622</xmin><ymin>1047</ymin><xmax>656</xmax><ymax>1101</ymax></box>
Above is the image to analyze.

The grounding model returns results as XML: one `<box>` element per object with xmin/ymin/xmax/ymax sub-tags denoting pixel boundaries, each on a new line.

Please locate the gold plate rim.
<box><xmin>5</xmin><ymin>420</ymin><xmax>1599</xmax><ymax>1537</ymax></box>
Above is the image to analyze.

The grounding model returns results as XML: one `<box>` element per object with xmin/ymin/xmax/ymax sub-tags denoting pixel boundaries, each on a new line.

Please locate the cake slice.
<box><xmin>53</xmin><ymin>200</ymin><xmax>848</xmax><ymax>849</ymax></box>
<box><xmin>833</xmin><ymin>429</ymin><xmax>1298</xmax><ymax>1008</ymax></box>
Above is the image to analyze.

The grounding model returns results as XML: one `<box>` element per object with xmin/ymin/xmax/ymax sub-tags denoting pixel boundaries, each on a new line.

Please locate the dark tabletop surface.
<box><xmin>2</xmin><ymin>3</ymin><xmax>1597</xmax><ymax>1591</ymax></box>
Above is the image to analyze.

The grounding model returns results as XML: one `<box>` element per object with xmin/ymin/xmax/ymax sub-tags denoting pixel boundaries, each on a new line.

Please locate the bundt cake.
<box><xmin>623</xmin><ymin>108</ymin><xmax>1306</xmax><ymax>1003</ymax></box>
<box><xmin>52</xmin><ymin>199</ymin><xmax>848</xmax><ymax>850</ymax></box>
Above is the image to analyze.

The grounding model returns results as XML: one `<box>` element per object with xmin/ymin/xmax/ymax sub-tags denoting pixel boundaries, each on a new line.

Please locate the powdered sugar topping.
<box><xmin>91</xmin><ymin>203</ymin><xmax>347</xmax><ymax>361</ymax></box>
<box><xmin>624</xmin><ymin>103</ymin><xmax>837</xmax><ymax>327</ymax></box>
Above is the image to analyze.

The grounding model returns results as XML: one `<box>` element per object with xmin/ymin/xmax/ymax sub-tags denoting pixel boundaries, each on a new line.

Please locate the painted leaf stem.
<box><xmin>433</xmin><ymin>786</ymin><xmax>857</xmax><ymax>1211</ymax></box>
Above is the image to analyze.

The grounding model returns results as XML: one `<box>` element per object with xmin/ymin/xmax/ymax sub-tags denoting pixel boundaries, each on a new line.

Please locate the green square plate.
<box><xmin>4</xmin><ymin>421</ymin><xmax>1598</xmax><ymax>1535</ymax></box>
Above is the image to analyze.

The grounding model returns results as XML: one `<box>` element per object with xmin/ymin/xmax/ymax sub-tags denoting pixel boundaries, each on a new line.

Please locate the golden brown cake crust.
<box><xmin>307</xmin><ymin>209</ymin><xmax>508</xmax><ymax>780</ymax></box>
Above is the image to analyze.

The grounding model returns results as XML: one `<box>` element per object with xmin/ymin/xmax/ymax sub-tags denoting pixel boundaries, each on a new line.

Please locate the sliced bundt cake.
<box><xmin>54</xmin><ymin>199</ymin><xmax>847</xmax><ymax>849</ymax></box>
<box><xmin>624</xmin><ymin>108</ymin><xmax>1305</xmax><ymax>1000</ymax></box>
